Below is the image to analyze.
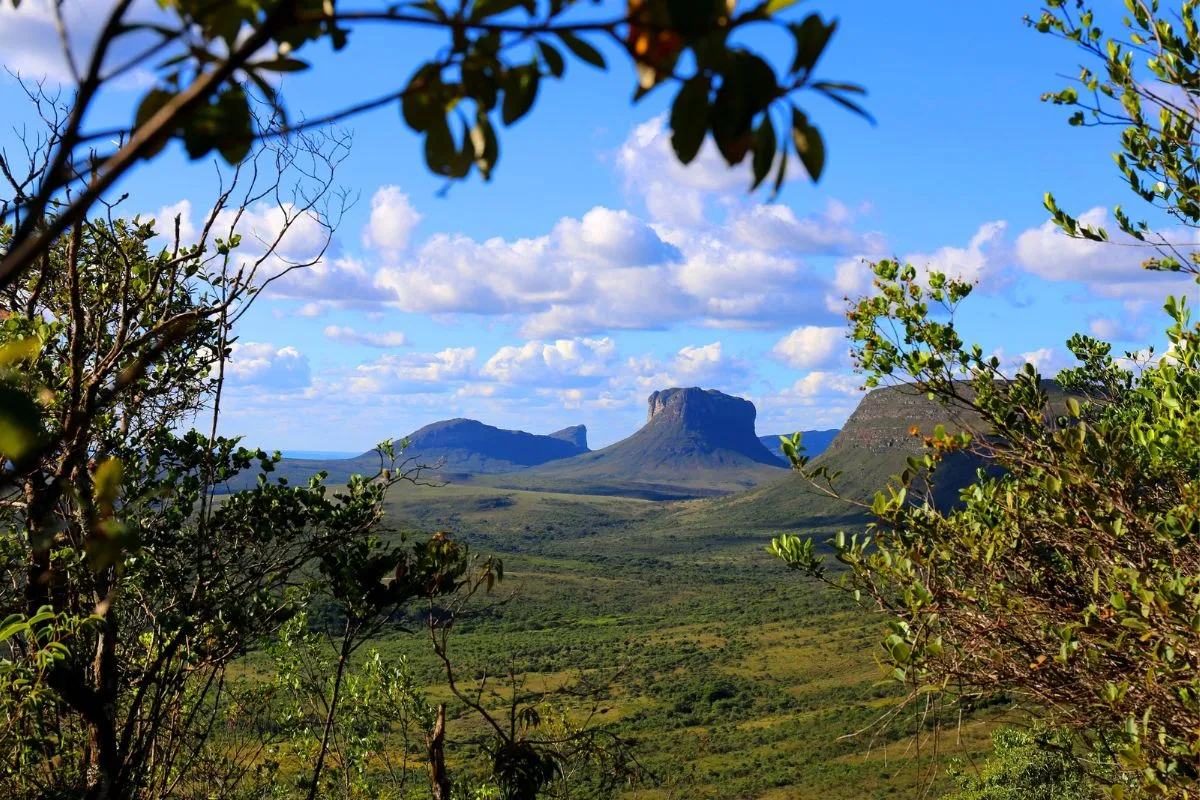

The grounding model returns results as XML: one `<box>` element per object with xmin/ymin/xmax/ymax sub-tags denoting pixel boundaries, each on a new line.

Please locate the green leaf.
<box><xmin>252</xmin><ymin>57</ymin><xmax>309</xmax><ymax>73</ymax></box>
<box><xmin>134</xmin><ymin>88</ymin><xmax>178</xmax><ymax>160</ymax></box>
<box><xmin>401</xmin><ymin>65</ymin><xmax>443</xmax><ymax>133</ymax></box>
<box><xmin>556</xmin><ymin>31</ymin><xmax>606</xmax><ymax>70</ymax></box>
<box><xmin>766</xmin><ymin>0</ymin><xmax>801</xmax><ymax>13</ymax></box>
<box><xmin>669</xmin><ymin>75</ymin><xmax>711</xmax><ymax>165</ymax></box>
<box><xmin>471</xmin><ymin>113</ymin><xmax>499</xmax><ymax>180</ymax></box>
<box><xmin>0</xmin><ymin>384</ymin><xmax>44</xmax><ymax>464</ymax></box>
<box><xmin>470</xmin><ymin>0</ymin><xmax>527</xmax><ymax>20</ymax></box>
<box><xmin>791</xmin><ymin>106</ymin><xmax>825</xmax><ymax>181</ymax></box>
<box><xmin>538</xmin><ymin>41</ymin><xmax>565</xmax><ymax>78</ymax></box>
<box><xmin>789</xmin><ymin>13</ymin><xmax>837</xmax><ymax>75</ymax></box>
<box><xmin>501</xmin><ymin>64</ymin><xmax>540</xmax><ymax>126</ymax></box>
<box><xmin>424</xmin><ymin>114</ymin><xmax>456</xmax><ymax>176</ymax></box>
<box><xmin>751</xmin><ymin>115</ymin><xmax>777</xmax><ymax>190</ymax></box>
<box><xmin>93</xmin><ymin>457</ymin><xmax>124</xmax><ymax>514</ymax></box>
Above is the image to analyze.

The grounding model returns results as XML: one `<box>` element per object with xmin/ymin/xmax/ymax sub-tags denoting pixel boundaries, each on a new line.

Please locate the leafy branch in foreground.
<box><xmin>0</xmin><ymin>0</ymin><xmax>869</xmax><ymax>293</ymax></box>
<box><xmin>774</xmin><ymin>259</ymin><xmax>1200</xmax><ymax>796</ymax></box>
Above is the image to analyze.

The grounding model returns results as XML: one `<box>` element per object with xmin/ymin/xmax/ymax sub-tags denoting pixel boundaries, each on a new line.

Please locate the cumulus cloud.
<box><xmin>225</xmin><ymin>343</ymin><xmax>312</xmax><ymax>391</ymax></box>
<box><xmin>906</xmin><ymin>220</ymin><xmax>1010</xmax><ymax>288</ymax></box>
<box><xmin>482</xmin><ymin>337</ymin><xmax>616</xmax><ymax>387</ymax></box>
<box><xmin>371</xmin><ymin>202</ymin><xmax>842</xmax><ymax>337</ymax></box>
<box><xmin>1088</xmin><ymin>315</ymin><xmax>1146</xmax><ymax>342</ymax></box>
<box><xmin>771</xmin><ymin>325</ymin><xmax>846</xmax><ymax>369</ymax></box>
<box><xmin>729</xmin><ymin>200</ymin><xmax>884</xmax><ymax>255</ymax></box>
<box><xmin>1015</xmin><ymin>207</ymin><xmax>1199</xmax><ymax>297</ymax></box>
<box><xmin>754</xmin><ymin>370</ymin><xmax>864</xmax><ymax>432</ymax></box>
<box><xmin>554</xmin><ymin>207</ymin><xmax>681</xmax><ymax>266</ymax></box>
<box><xmin>323</xmin><ymin>325</ymin><xmax>408</xmax><ymax>348</ymax></box>
<box><xmin>615</xmin><ymin>115</ymin><xmax>751</xmax><ymax>225</ymax></box>
<box><xmin>362</xmin><ymin>186</ymin><xmax>422</xmax><ymax>256</ymax></box>
<box><xmin>0</xmin><ymin>0</ymin><xmax>167</xmax><ymax>85</ymax></box>
<box><xmin>990</xmin><ymin>346</ymin><xmax>1071</xmax><ymax>377</ymax></box>
<box><xmin>348</xmin><ymin>347</ymin><xmax>476</xmax><ymax>395</ymax></box>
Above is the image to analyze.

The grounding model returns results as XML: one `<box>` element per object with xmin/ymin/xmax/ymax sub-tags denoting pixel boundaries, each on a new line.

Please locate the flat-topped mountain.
<box><xmin>516</xmin><ymin>388</ymin><xmax>785</xmax><ymax>493</ymax></box>
<box><xmin>677</xmin><ymin>381</ymin><xmax>1072</xmax><ymax>531</ymax></box>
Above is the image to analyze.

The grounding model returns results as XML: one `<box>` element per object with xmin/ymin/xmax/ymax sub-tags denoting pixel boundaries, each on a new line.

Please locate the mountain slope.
<box><xmin>510</xmin><ymin>388</ymin><xmax>786</xmax><ymax>493</ymax></box>
<box><xmin>669</xmin><ymin>380</ymin><xmax>1073</xmax><ymax>533</ymax></box>
<box><xmin>397</xmin><ymin>418</ymin><xmax>589</xmax><ymax>472</ymax></box>
<box><xmin>221</xmin><ymin>419</ymin><xmax>589</xmax><ymax>490</ymax></box>
<box><xmin>757</xmin><ymin>430</ymin><xmax>839</xmax><ymax>464</ymax></box>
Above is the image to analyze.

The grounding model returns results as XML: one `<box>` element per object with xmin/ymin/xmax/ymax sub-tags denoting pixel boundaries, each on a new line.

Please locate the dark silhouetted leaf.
<box><xmin>557</xmin><ymin>31</ymin><xmax>606</xmax><ymax>70</ymax></box>
<box><xmin>670</xmin><ymin>75</ymin><xmax>710</xmax><ymax>164</ymax></box>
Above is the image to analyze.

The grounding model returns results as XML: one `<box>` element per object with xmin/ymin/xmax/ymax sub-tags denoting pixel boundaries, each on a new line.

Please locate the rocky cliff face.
<box><xmin>643</xmin><ymin>387</ymin><xmax>771</xmax><ymax>460</ymax></box>
<box><xmin>548</xmin><ymin>424</ymin><xmax>588</xmax><ymax>450</ymax></box>
<box><xmin>824</xmin><ymin>384</ymin><xmax>982</xmax><ymax>455</ymax></box>
<box><xmin>529</xmin><ymin>387</ymin><xmax>784</xmax><ymax>490</ymax></box>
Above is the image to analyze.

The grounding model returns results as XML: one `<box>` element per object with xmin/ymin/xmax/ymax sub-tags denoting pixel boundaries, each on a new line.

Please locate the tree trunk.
<box><xmin>427</xmin><ymin>703</ymin><xmax>451</xmax><ymax>800</ymax></box>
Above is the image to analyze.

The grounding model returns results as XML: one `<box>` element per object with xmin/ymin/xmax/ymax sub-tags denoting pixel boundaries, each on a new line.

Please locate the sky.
<box><xmin>2</xmin><ymin>1</ymin><xmax>1198</xmax><ymax>451</ymax></box>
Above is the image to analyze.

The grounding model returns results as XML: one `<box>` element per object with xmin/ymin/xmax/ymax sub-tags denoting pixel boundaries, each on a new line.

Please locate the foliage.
<box><xmin>944</xmin><ymin>727</ymin><xmax>1106</xmax><ymax>800</ymax></box>
<box><xmin>767</xmin><ymin>3</ymin><xmax>1200</xmax><ymax>795</ymax></box>
<box><xmin>774</xmin><ymin>260</ymin><xmax>1200</xmax><ymax>794</ymax></box>
<box><xmin>0</xmin><ymin>118</ymin><xmax>507</xmax><ymax>798</ymax></box>
<box><xmin>0</xmin><ymin>0</ymin><xmax>868</xmax><ymax>292</ymax></box>
<box><xmin>1030</xmin><ymin>0</ymin><xmax>1200</xmax><ymax>274</ymax></box>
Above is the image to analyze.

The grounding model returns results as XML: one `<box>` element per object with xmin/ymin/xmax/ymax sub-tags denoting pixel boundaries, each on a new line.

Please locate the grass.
<box><xmin>326</xmin><ymin>478</ymin><xmax>1009</xmax><ymax>798</ymax></box>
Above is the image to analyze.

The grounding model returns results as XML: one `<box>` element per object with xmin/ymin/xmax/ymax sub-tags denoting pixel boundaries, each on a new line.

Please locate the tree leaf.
<box><xmin>789</xmin><ymin>13</ymin><xmax>837</xmax><ymax>75</ymax></box>
<box><xmin>424</xmin><ymin>113</ymin><xmax>456</xmax><ymax>176</ymax></box>
<box><xmin>538</xmin><ymin>41</ymin><xmax>565</xmax><ymax>78</ymax></box>
<box><xmin>134</xmin><ymin>88</ymin><xmax>178</xmax><ymax>160</ymax></box>
<box><xmin>791</xmin><ymin>106</ymin><xmax>825</xmax><ymax>181</ymax></box>
<box><xmin>471</xmin><ymin>113</ymin><xmax>499</xmax><ymax>180</ymax></box>
<box><xmin>556</xmin><ymin>31</ymin><xmax>606</xmax><ymax>70</ymax></box>
<box><xmin>0</xmin><ymin>384</ymin><xmax>44</xmax><ymax>464</ymax></box>
<box><xmin>669</xmin><ymin>75</ymin><xmax>711</xmax><ymax>165</ymax></box>
<box><xmin>751</xmin><ymin>115</ymin><xmax>777</xmax><ymax>190</ymax></box>
<box><xmin>501</xmin><ymin>63</ymin><xmax>540</xmax><ymax>126</ymax></box>
<box><xmin>401</xmin><ymin>65</ymin><xmax>443</xmax><ymax>133</ymax></box>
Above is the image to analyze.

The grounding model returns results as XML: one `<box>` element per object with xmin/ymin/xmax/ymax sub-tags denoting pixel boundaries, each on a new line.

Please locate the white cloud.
<box><xmin>348</xmin><ymin>347</ymin><xmax>476</xmax><ymax>395</ymax></box>
<box><xmin>754</xmin><ymin>370</ymin><xmax>864</xmax><ymax>432</ymax></box>
<box><xmin>771</xmin><ymin>325</ymin><xmax>846</xmax><ymax>369</ymax></box>
<box><xmin>553</xmin><ymin>207</ymin><xmax>681</xmax><ymax>266</ymax></box>
<box><xmin>148</xmin><ymin>199</ymin><xmax>197</xmax><ymax>245</ymax></box>
<box><xmin>362</xmin><ymin>185</ymin><xmax>422</xmax><ymax>256</ymax></box>
<box><xmin>372</xmin><ymin>203</ymin><xmax>843</xmax><ymax>336</ymax></box>
<box><xmin>990</xmin><ymin>346</ymin><xmax>1070</xmax><ymax>377</ymax></box>
<box><xmin>1088</xmin><ymin>316</ymin><xmax>1146</xmax><ymax>342</ymax></box>
<box><xmin>906</xmin><ymin>220</ymin><xmax>1010</xmax><ymax>289</ymax></box>
<box><xmin>225</xmin><ymin>342</ymin><xmax>312</xmax><ymax>391</ymax></box>
<box><xmin>616</xmin><ymin>115</ymin><xmax>749</xmax><ymax>226</ymax></box>
<box><xmin>0</xmin><ymin>0</ymin><xmax>167</xmax><ymax>85</ymax></box>
<box><xmin>1015</xmin><ymin>207</ymin><xmax>1199</xmax><ymax>297</ymax></box>
<box><xmin>729</xmin><ymin>201</ymin><xmax>884</xmax><ymax>255</ymax></box>
<box><xmin>323</xmin><ymin>325</ymin><xmax>408</xmax><ymax>348</ymax></box>
<box><xmin>482</xmin><ymin>337</ymin><xmax>616</xmax><ymax>386</ymax></box>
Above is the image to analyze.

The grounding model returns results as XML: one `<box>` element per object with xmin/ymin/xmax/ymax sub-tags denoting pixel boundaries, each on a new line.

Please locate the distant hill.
<box><xmin>504</xmin><ymin>387</ymin><xmax>786</xmax><ymax>493</ymax></box>
<box><xmin>220</xmin><ymin>418</ymin><xmax>589</xmax><ymax>490</ymax></box>
<box><xmin>396</xmin><ymin>418</ymin><xmax>589</xmax><ymax>473</ymax></box>
<box><xmin>670</xmin><ymin>380</ymin><xmax>1071</xmax><ymax>533</ymax></box>
<box><xmin>757</xmin><ymin>430</ymin><xmax>839</xmax><ymax>464</ymax></box>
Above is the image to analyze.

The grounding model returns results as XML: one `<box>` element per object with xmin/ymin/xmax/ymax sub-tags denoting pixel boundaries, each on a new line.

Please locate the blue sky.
<box><xmin>3</xmin><ymin>1</ymin><xmax>1197</xmax><ymax>450</ymax></box>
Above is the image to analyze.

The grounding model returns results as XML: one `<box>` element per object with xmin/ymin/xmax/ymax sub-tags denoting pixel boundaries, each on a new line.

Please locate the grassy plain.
<box><xmin>350</xmin><ymin>479</ymin><xmax>1007</xmax><ymax>798</ymax></box>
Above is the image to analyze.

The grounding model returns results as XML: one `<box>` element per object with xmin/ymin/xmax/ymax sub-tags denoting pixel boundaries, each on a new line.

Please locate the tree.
<box><xmin>770</xmin><ymin>2</ymin><xmax>1200</xmax><ymax>795</ymax></box>
<box><xmin>0</xmin><ymin>102</ymin><xmax>503</xmax><ymax>799</ymax></box>
<box><xmin>944</xmin><ymin>727</ymin><xmax>1113</xmax><ymax>800</ymax></box>
<box><xmin>0</xmin><ymin>0</ymin><xmax>869</xmax><ymax>292</ymax></box>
